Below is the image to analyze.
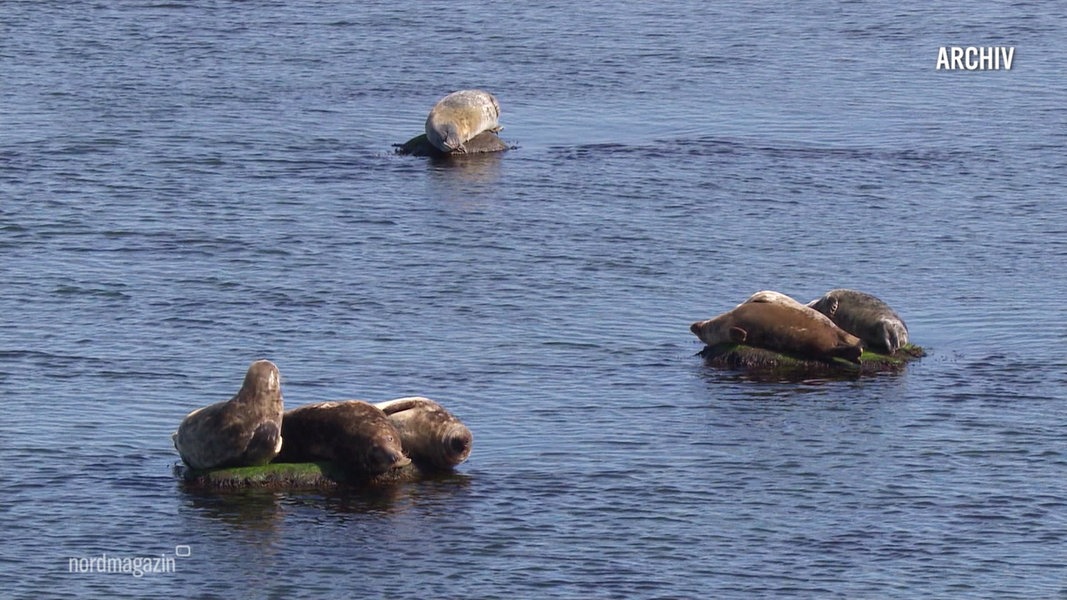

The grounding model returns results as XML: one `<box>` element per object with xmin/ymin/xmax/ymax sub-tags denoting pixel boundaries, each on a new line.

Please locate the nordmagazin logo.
<box><xmin>67</xmin><ymin>545</ymin><xmax>191</xmax><ymax>578</ymax></box>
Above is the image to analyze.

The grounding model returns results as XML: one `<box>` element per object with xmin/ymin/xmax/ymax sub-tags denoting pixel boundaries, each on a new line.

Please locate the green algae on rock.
<box><xmin>697</xmin><ymin>343</ymin><xmax>925</xmax><ymax>379</ymax></box>
<box><xmin>175</xmin><ymin>460</ymin><xmax>447</xmax><ymax>490</ymax></box>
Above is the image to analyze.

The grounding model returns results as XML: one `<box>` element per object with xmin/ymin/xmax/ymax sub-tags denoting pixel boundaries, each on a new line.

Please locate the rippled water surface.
<box><xmin>3</xmin><ymin>1</ymin><xmax>1067</xmax><ymax>598</ymax></box>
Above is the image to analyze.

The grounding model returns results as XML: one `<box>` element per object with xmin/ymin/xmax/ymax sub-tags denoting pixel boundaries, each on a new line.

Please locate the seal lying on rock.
<box><xmin>808</xmin><ymin>288</ymin><xmax>910</xmax><ymax>354</ymax></box>
<box><xmin>373</xmin><ymin>397</ymin><xmax>472</xmax><ymax>470</ymax></box>
<box><xmin>275</xmin><ymin>401</ymin><xmax>411</xmax><ymax>476</ymax></box>
<box><xmin>741</xmin><ymin>290</ymin><xmax>804</xmax><ymax>306</ymax></box>
<box><xmin>691</xmin><ymin>293</ymin><xmax>864</xmax><ymax>364</ymax></box>
<box><xmin>173</xmin><ymin>360</ymin><xmax>284</xmax><ymax>470</ymax></box>
<box><xmin>425</xmin><ymin>89</ymin><xmax>502</xmax><ymax>154</ymax></box>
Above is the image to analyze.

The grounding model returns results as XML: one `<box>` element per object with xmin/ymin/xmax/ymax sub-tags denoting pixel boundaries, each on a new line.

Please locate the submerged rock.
<box><xmin>394</xmin><ymin>131</ymin><xmax>511</xmax><ymax>157</ymax></box>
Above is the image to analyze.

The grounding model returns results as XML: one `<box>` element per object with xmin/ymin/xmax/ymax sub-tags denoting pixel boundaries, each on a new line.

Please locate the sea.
<box><xmin>2</xmin><ymin>1</ymin><xmax>1066</xmax><ymax>598</ymax></box>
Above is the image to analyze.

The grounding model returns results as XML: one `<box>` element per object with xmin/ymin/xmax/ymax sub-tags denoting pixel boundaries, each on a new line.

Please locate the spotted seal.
<box><xmin>172</xmin><ymin>360</ymin><xmax>284</xmax><ymax>470</ymax></box>
<box><xmin>691</xmin><ymin>294</ymin><xmax>864</xmax><ymax>364</ymax></box>
<box><xmin>807</xmin><ymin>288</ymin><xmax>910</xmax><ymax>354</ymax></box>
<box><xmin>373</xmin><ymin>397</ymin><xmax>472</xmax><ymax>470</ymax></box>
<box><xmin>274</xmin><ymin>401</ymin><xmax>410</xmax><ymax>475</ymax></box>
<box><xmin>425</xmin><ymin>89</ymin><xmax>502</xmax><ymax>154</ymax></box>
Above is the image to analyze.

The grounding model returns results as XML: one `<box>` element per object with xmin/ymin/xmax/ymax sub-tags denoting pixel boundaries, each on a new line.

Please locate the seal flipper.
<box><xmin>240</xmin><ymin>421</ymin><xmax>282</xmax><ymax>466</ymax></box>
<box><xmin>832</xmin><ymin>344</ymin><xmax>863</xmax><ymax>365</ymax></box>
<box><xmin>729</xmin><ymin>327</ymin><xmax>748</xmax><ymax>343</ymax></box>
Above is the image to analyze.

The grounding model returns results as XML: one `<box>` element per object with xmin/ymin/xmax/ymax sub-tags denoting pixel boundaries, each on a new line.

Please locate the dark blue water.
<box><xmin>3</xmin><ymin>1</ymin><xmax>1066</xmax><ymax>597</ymax></box>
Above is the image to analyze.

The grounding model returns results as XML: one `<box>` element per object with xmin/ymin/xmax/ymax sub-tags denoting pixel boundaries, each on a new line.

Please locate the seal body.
<box><xmin>742</xmin><ymin>290</ymin><xmax>804</xmax><ymax>306</ymax></box>
<box><xmin>373</xmin><ymin>397</ymin><xmax>472</xmax><ymax>470</ymax></box>
<box><xmin>275</xmin><ymin>401</ymin><xmax>410</xmax><ymax>476</ymax></box>
<box><xmin>425</xmin><ymin>89</ymin><xmax>502</xmax><ymax>154</ymax></box>
<box><xmin>691</xmin><ymin>296</ymin><xmax>864</xmax><ymax>364</ymax></box>
<box><xmin>172</xmin><ymin>360</ymin><xmax>284</xmax><ymax>470</ymax></box>
<box><xmin>808</xmin><ymin>288</ymin><xmax>910</xmax><ymax>354</ymax></box>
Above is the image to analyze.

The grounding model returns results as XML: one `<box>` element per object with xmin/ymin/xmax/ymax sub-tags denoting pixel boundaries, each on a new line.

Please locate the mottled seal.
<box><xmin>691</xmin><ymin>297</ymin><xmax>864</xmax><ymax>364</ymax></box>
<box><xmin>808</xmin><ymin>288</ymin><xmax>910</xmax><ymax>354</ymax></box>
<box><xmin>373</xmin><ymin>397</ymin><xmax>472</xmax><ymax>470</ymax></box>
<box><xmin>425</xmin><ymin>89</ymin><xmax>502</xmax><ymax>154</ymax></box>
<box><xmin>172</xmin><ymin>360</ymin><xmax>284</xmax><ymax>470</ymax></box>
<box><xmin>275</xmin><ymin>401</ymin><xmax>411</xmax><ymax>476</ymax></box>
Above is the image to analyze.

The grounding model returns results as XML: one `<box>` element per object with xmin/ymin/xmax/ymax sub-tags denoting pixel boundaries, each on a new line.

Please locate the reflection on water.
<box><xmin>178</xmin><ymin>470</ymin><xmax>474</xmax><ymax>525</ymax></box>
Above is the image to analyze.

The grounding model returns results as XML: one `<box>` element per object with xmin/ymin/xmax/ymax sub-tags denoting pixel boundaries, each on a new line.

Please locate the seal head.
<box><xmin>374</xmin><ymin>397</ymin><xmax>473</xmax><ymax>470</ymax></box>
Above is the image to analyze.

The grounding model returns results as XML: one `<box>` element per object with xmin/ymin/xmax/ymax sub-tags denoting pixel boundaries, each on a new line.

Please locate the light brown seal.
<box><xmin>373</xmin><ymin>397</ymin><xmax>472</xmax><ymax>470</ymax></box>
<box><xmin>691</xmin><ymin>297</ymin><xmax>864</xmax><ymax>364</ymax></box>
<box><xmin>808</xmin><ymin>289</ymin><xmax>910</xmax><ymax>354</ymax></box>
<box><xmin>172</xmin><ymin>360</ymin><xmax>284</xmax><ymax>470</ymax></box>
<box><xmin>274</xmin><ymin>401</ymin><xmax>411</xmax><ymax>476</ymax></box>
<box><xmin>741</xmin><ymin>290</ymin><xmax>803</xmax><ymax>306</ymax></box>
<box><xmin>425</xmin><ymin>89</ymin><xmax>502</xmax><ymax>154</ymax></box>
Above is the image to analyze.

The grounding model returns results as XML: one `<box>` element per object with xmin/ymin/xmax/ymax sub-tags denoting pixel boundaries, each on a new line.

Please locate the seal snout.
<box><xmin>391</xmin><ymin>451</ymin><xmax>412</xmax><ymax>468</ymax></box>
<box><xmin>445</xmin><ymin>425</ymin><xmax>473</xmax><ymax>465</ymax></box>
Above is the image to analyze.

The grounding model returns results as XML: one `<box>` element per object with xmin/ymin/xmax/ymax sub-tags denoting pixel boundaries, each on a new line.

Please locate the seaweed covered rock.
<box><xmin>697</xmin><ymin>342</ymin><xmax>925</xmax><ymax>380</ymax></box>
<box><xmin>174</xmin><ymin>460</ymin><xmax>452</xmax><ymax>490</ymax></box>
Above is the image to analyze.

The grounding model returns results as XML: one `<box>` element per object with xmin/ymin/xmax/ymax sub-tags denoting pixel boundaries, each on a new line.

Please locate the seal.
<box><xmin>741</xmin><ymin>290</ymin><xmax>803</xmax><ymax>306</ymax></box>
<box><xmin>274</xmin><ymin>400</ymin><xmax>411</xmax><ymax>476</ymax></box>
<box><xmin>172</xmin><ymin>360</ymin><xmax>284</xmax><ymax>470</ymax></box>
<box><xmin>425</xmin><ymin>89</ymin><xmax>502</xmax><ymax>154</ymax></box>
<box><xmin>691</xmin><ymin>296</ymin><xmax>864</xmax><ymax>364</ymax></box>
<box><xmin>807</xmin><ymin>288</ymin><xmax>910</xmax><ymax>354</ymax></box>
<box><xmin>373</xmin><ymin>397</ymin><xmax>472</xmax><ymax>470</ymax></box>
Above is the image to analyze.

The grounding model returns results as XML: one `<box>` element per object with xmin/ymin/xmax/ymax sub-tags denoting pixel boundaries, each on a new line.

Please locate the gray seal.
<box><xmin>425</xmin><ymin>89</ymin><xmax>503</xmax><ymax>153</ymax></box>
<box><xmin>172</xmin><ymin>360</ymin><xmax>284</xmax><ymax>470</ymax></box>
<box><xmin>807</xmin><ymin>289</ymin><xmax>909</xmax><ymax>354</ymax></box>
<box><xmin>373</xmin><ymin>397</ymin><xmax>472</xmax><ymax>470</ymax></box>
<box><xmin>275</xmin><ymin>401</ymin><xmax>411</xmax><ymax>476</ymax></box>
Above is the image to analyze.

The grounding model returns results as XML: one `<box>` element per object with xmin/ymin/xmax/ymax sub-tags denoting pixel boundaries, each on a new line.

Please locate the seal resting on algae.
<box><xmin>172</xmin><ymin>360</ymin><xmax>284</xmax><ymax>470</ymax></box>
<box><xmin>275</xmin><ymin>401</ymin><xmax>410</xmax><ymax>476</ymax></box>
<box><xmin>373</xmin><ymin>397</ymin><xmax>472</xmax><ymax>470</ymax></box>
<box><xmin>691</xmin><ymin>293</ymin><xmax>863</xmax><ymax>364</ymax></box>
<box><xmin>808</xmin><ymin>288</ymin><xmax>910</xmax><ymax>354</ymax></box>
<box><xmin>425</xmin><ymin>89</ymin><xmax>502</xmax><ymax>154</ymax></box>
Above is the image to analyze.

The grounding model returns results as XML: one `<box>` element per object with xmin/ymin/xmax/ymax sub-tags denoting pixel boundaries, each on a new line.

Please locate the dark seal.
<box><xmin>172</xmin><ymin>360</ymin><xmax>284</xmax><ymax>470</ymax></box>
<box><xmin>275</xmin><ymin>401</ymin><xmax>411</xmax><ymax>476</ymax></box>
<box><xmin>808</xmin><ymin>288</ymin><xmax>910</xmax><ymax>354</ymax></box>
<box><xmin>374</xmin><ymin>397</ymin><xmax>473</xmax><ymax>470</ymax></box>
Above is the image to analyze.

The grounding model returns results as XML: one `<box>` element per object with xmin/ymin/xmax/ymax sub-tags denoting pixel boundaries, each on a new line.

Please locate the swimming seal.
<box><xmin>172</xmin><ymin>360</ymin><xmax>284</xmax><ymax>470</ymax></box>
<box><xmin>274</xmin><ymin>401</ymin><xmax>411</xmax><ymax>476</ymax></box>
<box><xmin>425</xmin><ymin>89</ymin><xmax>502</xmax><ymax>154</ymax></box>
<box><xmin>691</xmin><ymin>293</ymin><xmax>864</xmax><ymax>364</ymax></box>
<box><xmin>373</xmin><ymin>397</ymin><xmax>472</xmax><ymax>470</ymax></box>
<box><xmin>807</xmin><ymin>288</ymin><xmax>910</xmax><ymax>354</ymax></box>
